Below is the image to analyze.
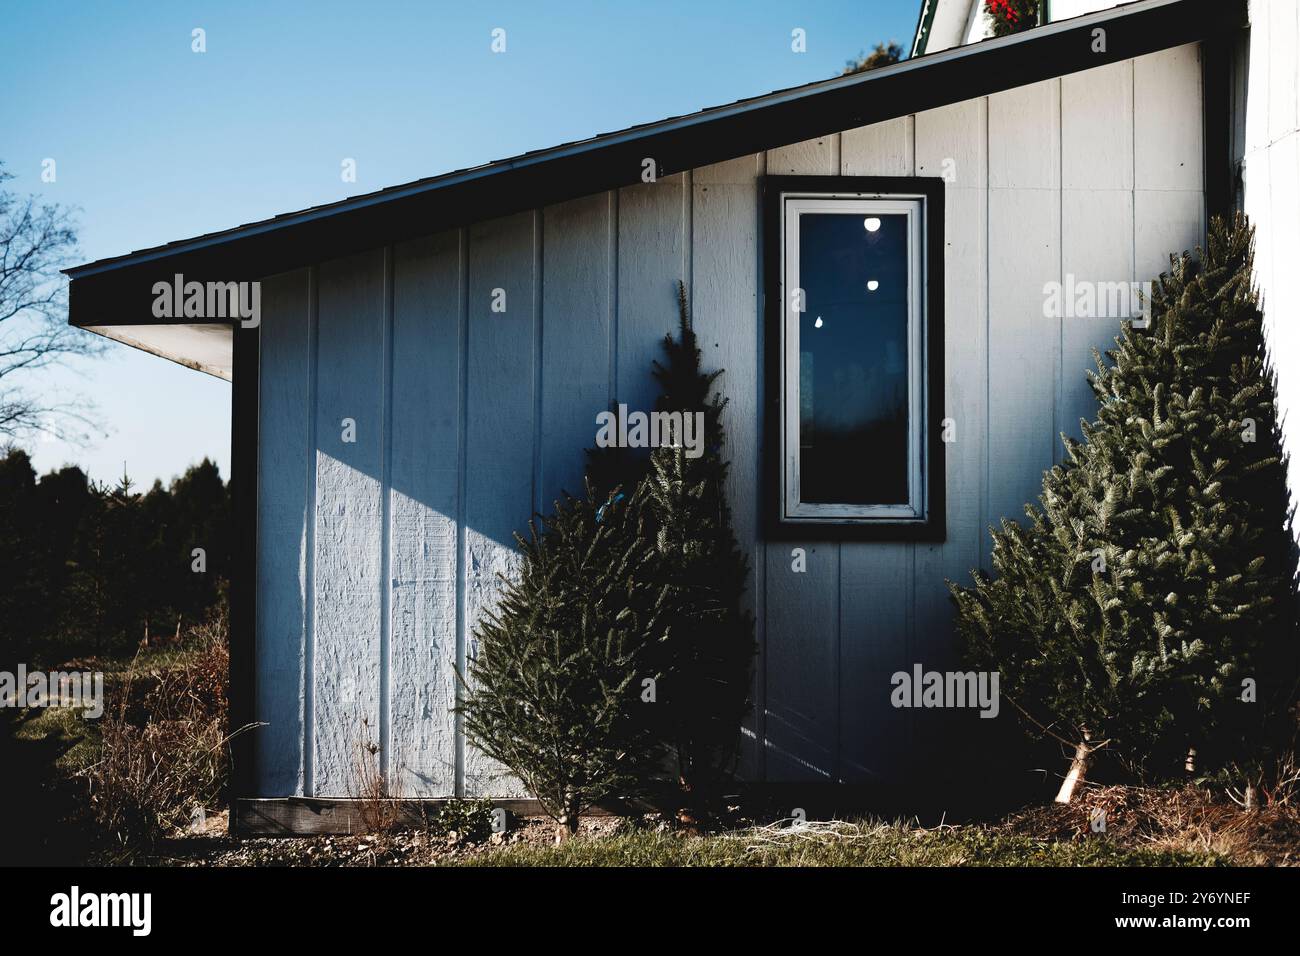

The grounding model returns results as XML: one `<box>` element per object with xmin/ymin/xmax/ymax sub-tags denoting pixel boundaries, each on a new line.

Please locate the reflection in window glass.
<box><xmin>797</xmin><ymin>212</ymin><xmax>909</xmax><ymax>505</ymax></box>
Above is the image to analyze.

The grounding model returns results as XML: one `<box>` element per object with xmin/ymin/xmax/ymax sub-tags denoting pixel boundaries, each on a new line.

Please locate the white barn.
<box><xmin>66</xmin><ymin>0</ymin><xmax>1291</xmax><ymax>833</ymax></box>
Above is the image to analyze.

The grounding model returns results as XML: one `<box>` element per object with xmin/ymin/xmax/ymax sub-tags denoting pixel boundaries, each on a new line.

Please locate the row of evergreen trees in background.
<box><xmin>0</xmin><ymin>450</ymin><xmax>230</xmax><ymax>669</ymax></box>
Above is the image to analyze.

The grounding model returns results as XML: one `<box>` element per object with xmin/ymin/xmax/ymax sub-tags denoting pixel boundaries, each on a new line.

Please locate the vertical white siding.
<box><xmin>311</xmin><ymin>250</ymin><xmax>387</xmax><ymax>795</ymax></box>
<box><xmin>1239</xmin><ymin>0</ymin><xmax>1300</xmax><ymax>529</ymax></box>
<box><xmin>838</xmin><ymin>118</ymin><xmax>916</xmax><ymax>784</ymax></box>
<box><xmin>1134</xmin><ymin>46</ymin><xmax>1206</xmax><ymax>281</ymax></box>
<box><xmin>987</xmin><ymin>113</ymin><xmax>1061</xmax><ymax>531</ymax></box>
<box><xmin>253</xmin><ymin>44</ymin><xmax>1211</xmax><ymax>798</ymax></box>
<box><xmin>1061</xmin><ymin>61</ymin><xmax>1135</xmax><ymax>449</ymax></box>
<box><xmin>912</xmin><ymin>97</ymin><xmax>990</xmax><ymax>782</ymax></box>
<box><xmin>763</xmin><ymin>135</ymin><xmax>841</xmax><ymax>782</ymax></box>
<box><xmin>462</xmin><ymin>213</ymin><xmax>536</xmax><ymax>798</ymax></box>
<box><xmin>540</xmin><ymin>194</ymin><xmax>613</xmax><ymax>509</ymax></box>
<box><xmin>690</xmin><ymin>154</ymin><xmax>765</xmax><ymax>776</ymax></box>
<box><xmin>254</xmin><ymin>268</ymin><xmax>311</xmax><ymax>796</ymax></box>
<box><xmin>388</xmin><ymin>234</ymin><xmax>461</xmax><ymax>797</ymax></box>
<box><xmin>616</xmin><ymin>176</ymin><xmax>687</xmax><ymax>415</ymax></box>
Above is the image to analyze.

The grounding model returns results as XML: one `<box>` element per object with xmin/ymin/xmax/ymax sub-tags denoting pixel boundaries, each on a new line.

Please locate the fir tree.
<box><xmin>639</xmin><ymin>283</ymin><xmax>756</xmax><ymax>821</ymax></box>
<box><xmin>951</xmin><ymin>214</ymin><xmax>1298</xmax><ymax>800</ymax></box>
<box><xmin>457</xmin><ymin>483</ymin><xmax>669</xmax><ymax>841</ymax></box>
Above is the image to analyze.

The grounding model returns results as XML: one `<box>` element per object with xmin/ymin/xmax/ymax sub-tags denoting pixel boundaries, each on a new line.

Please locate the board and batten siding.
<box><xmin>253</xmin><ymin>44</ymin><xmax>1207</xmax><ymax>798</ymax></box>
<box><xmin>1238</xmin><ymin>0</ymin><xmax>1300</xmax><ymax>532</ymax></box>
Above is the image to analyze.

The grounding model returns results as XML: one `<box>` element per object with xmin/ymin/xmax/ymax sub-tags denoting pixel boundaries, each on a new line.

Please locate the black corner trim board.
<box><xmin>228</xmin><ymin>324</ymin><xmax>259</xmax><ymax>800</ymax></box>
<box><xmin>1201</xmin><ymin>32</ymin><xmax>1235</xmax><ymax>223</ymax></box>
<box><xmin>762</xmin><ymin>176</ymin><xmax>946</xmax><ymax>543</ymax></box>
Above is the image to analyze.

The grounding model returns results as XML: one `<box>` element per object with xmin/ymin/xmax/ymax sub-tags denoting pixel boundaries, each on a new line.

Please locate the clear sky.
<box><xmin>3</xmin><ymin>0</ymin><xmax>920</xmax><ymax>486</ymax></box>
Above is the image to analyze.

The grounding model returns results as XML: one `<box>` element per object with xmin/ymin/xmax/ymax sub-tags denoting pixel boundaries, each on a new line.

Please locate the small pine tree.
<box><xmin>640</xmin><ymin>283</ymin><xmax>756</xmax><ymax>821</ymax></box>
<box><xmin>458</xmin><ymin>484</ymin><xmax>668</xmax><ymax>841</ymax></box>
<box><xmin>951</xmin><ymin>214</ymin><xmax>1298</xmax><ymax>800</ymax></box>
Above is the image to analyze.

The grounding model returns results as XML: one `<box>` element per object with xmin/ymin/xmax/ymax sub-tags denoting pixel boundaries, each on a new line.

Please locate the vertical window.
<box><xmin>765</xmin><ymin>178</ymin><xmax>944</xmax><ymax>539</ymax></box>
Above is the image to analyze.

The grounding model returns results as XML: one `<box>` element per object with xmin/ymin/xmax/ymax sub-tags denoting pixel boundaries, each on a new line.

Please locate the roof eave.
<box><xmin>67</xmin><ymin>0</ymin><xmax>1242</xmax><ymax>337</ymax></box>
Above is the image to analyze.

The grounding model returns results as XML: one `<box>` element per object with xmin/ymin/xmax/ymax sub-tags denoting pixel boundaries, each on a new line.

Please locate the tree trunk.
<box><xmin>554</xmin><ymin>791</ymin><xmax>580</xmax><ymax>844</ymax></box>
<box><xmin>675</xmin><ymin>772</ymin><xmax>700</xmax><ymax>829</ymax></box>
<box><xmin>1055</xmin><ymin>737</ymin><xmax>1092</xmax><ymax>804</ymax></box>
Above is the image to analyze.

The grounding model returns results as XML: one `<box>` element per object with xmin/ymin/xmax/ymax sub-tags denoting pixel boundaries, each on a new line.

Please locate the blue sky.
<box><xmin>3</xmin><ymin>0</ymin><xmax>919</xmax><ymax>486</ymax></box>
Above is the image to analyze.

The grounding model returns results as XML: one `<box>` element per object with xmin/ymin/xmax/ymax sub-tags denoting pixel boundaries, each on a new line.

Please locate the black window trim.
<box><xmin>762</xmin><ymin>174</ymin><xmax>945</xmax><ymax>542</ymax></box>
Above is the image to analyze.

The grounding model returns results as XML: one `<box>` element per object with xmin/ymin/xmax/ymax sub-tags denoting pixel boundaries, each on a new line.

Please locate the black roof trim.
<box><xmin>68</xmin><ymin>0</ymin><xmax>1241</xmax><ymax>328</ymax></box>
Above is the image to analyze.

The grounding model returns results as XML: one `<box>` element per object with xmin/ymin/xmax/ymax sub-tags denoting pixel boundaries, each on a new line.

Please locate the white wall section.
<box><xmin>1239</xmin><ymin>0</ymin><xmax>1300</xmax><ymax>531</ymax></box>
<box><xmin>253</xmin><ymin>45</ymin><xmax>1208</xmax><ymax>797</ymax></box>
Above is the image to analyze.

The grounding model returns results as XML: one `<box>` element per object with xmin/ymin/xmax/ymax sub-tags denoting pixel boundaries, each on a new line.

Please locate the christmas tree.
<box><xmin>468</xmin><ymin>283</ymin><xmax>755</xmax><ymax>833</ymax></box>
<box><xmin>639</xmin><ymin>283</ymin><xmax>756</xmax><ymax>821</ymax></box>
<box><xmin>951</xmin><ymin>214</ymin><xmax>1298</xmax><ymax>801</ymax></box>
<box><xmin>458</xmin><ymin>484</ymin><xmax>669</xmax><ymax>841</ymax></box>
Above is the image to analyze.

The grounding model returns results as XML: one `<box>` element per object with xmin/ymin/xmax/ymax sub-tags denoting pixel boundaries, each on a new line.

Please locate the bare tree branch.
<box><xmin>0</xmin><ymin>161</ymin><xmax>105</xmax><ymax>442</ymax></box>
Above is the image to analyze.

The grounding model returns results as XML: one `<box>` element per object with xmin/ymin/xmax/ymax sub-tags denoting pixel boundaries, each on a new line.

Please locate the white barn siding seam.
<box><xmin>452</xmin><ymin>228</ymin><xmax>469</xmax><ymax>796</ymax></box>
<box><xmin>378</xmin><ymin>249</ymin><xmax>394</xmax><ymax>783</ymax></box>
<box><xmin>303</xmin><ymin>266</ymin><xmax>319</xmax><ymax>794</ymax></box>
<box><xmin>252</xmin><ymin>44</ymin><xmax>1210</xmax><ymax>797</ymax></box>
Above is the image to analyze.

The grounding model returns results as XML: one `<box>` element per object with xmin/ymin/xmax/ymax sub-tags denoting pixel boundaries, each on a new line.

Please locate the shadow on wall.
<box><xmin>253</xmin><ymin>222</ymin><xmax>1028</xmax><ymax>816</ymax></box>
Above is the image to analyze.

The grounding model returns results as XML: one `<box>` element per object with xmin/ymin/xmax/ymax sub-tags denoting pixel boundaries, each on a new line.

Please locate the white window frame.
<box><xmin>780</xmin><ymin>192</ymin><xmax>929</xmax><ymax>524</ymax></box>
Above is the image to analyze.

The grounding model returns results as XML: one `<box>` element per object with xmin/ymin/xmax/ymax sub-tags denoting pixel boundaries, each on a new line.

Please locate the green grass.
<box><xmin>12</xmin><ymin>705</ymin><xmax>101</xmax><ymax>773</ymax></box>
<box><xmin>11</xmin><ymin>642</ymin><xmax>212</xmax><ymax>775</ymax></box>
<box><xmin>445</xmin><ymin>821</ymin><xmax>1225</xmax><ymax>867</ymax></box>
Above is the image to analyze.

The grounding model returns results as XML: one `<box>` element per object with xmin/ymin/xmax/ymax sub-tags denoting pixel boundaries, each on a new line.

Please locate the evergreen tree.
<box><xmin>65</xmin><ymin>470</ymin><xmax>148</xmax><ymax>658</ymax></box>
<box><xmin>841</xmin><ymin>41</ymin><xmax>903</xmax><ymax>77</ymax></box>
<box><xmin>0</xmin><ymin>448</ymin><xmax>46</xmax><ymax>669</ymax></box>
<box><xmin>458</xmin><ymin>484</ymin><xmax>669</xmax><ymax>841</ymax></box>
<box><xmin>639</xmin><ymin>283</ymin><xmax>756</xmax><ymax>821</ymax></box>
<box><xmin>951</xmin><ymin>215</ymin><xmax>1298</xmax><ymax>800</ymax></box>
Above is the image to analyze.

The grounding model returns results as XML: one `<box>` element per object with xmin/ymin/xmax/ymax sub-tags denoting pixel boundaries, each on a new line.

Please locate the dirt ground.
<box><xmin>995</xmin><ymin>784</ymin><xmax>1300</xmax><ymax>866</ymax></box>
<box><xmin>148</xmin><ymin>811</ymin><xmax>631</xmax><ymax>866</ymax></box>
<box><xmin>131</xmin><ymin>785</ymin><xmax>1300</xmax><ymax>867</ymax></box>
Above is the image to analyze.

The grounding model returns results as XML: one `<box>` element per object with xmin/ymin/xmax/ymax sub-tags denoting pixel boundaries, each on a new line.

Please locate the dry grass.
<box><xmin>349</xmin><ymin>717</ymin><xmax>403</xmax><ymax>832</ymax></box>
<box><xmin>77</xmin><ymin>616</ymin><xmax>237</xmax><ymax>856</ymax></box>
<box><xmin>998</xmin><ymin>783</ymin><xmax>1300</xmax><ymax>866</ymax></box>
<box><xmin>131</xmin><ymin>783</ymin><xmax>1300</xmax><ymax>867</ymax></box>
<box><xmin>143</xmin><ymin>813</ymin><xmax>1213</xmax><ymax>867</ymax></box>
